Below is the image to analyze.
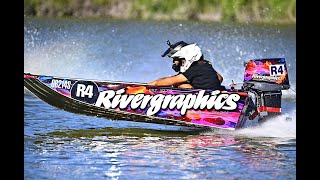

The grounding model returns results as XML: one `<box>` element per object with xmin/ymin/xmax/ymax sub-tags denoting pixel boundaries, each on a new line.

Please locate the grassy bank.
<box><xmin>24</xmin><ymin>0</ymin><xmax>296</xmax><ymax>24</ymax></box>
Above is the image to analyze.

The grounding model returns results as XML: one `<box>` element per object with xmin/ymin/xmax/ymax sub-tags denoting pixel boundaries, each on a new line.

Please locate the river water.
<box><xmin>24</xmin><ymin>17</ymin><xmax>296</xmax><ymax>179</ymax></box>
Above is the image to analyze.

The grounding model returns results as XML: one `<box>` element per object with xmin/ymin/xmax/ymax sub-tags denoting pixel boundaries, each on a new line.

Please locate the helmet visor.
<box><xmin>161</xmin><ymin>48</ymin><xmax>177</xmax><ymax>57</ymax></box>
<box><xmin>161</xmin><ymin>41</ymin><xmax>189</xmax><ymax>57</ymax></box>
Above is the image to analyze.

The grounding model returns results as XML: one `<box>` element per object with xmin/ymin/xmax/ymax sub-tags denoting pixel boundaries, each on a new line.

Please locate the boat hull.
<box><xmin>24</xmin><ymin>73</ymin><xmax>249</xmax><ymax>130</ymax></box>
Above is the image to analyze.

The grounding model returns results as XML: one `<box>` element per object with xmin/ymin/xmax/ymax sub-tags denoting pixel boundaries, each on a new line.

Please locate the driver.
<box><xmin>147</xmin><ymin>40</ymin><xmax>225</xmax><ymax>90</ymax></box>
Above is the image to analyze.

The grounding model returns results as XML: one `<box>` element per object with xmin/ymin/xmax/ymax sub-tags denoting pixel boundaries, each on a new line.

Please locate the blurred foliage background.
<box><xmin>24</xmin><ymin>0</ymin><xmax>296</xmax><ymax>24</ymax></box>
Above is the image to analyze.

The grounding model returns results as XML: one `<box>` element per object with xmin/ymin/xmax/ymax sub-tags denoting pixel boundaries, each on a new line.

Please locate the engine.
<box><xmin>241</xmin><ymin>58</ymin><xmax>290</xmax><ymax>121</ymax></box>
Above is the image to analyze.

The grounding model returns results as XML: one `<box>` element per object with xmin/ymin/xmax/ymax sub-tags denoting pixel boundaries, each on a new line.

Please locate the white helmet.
<box><xmin>170</xmin><ymin>43</ymin><xmax>203</xmax><ymax>72</ymax></box>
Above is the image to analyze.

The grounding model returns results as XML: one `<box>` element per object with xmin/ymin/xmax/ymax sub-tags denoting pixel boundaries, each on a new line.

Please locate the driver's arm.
<box><xmin>217</xmin><ymin>72</ymin><xmax>223</xmax><ymax>83</ymax></box>
<box><xmin>147</xmin><ymin>74</ymin><xmax>188</xmax><ymax>86</ymax></box>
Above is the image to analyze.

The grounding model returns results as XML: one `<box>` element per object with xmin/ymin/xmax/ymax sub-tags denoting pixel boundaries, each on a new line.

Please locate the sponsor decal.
<box><xmin>94</xmin><ymin>88</ymin><xmax>241</xmax><ymax>116</ymax></box>
<box><xmin>51</xmin><ymin>79</ymin><xmax>72</xmax><ymax>89</ymax></box>
<box><xmin>252</xmin><ymin>74</ymin><xmax>280</xmax><ymax>81</ymax></box>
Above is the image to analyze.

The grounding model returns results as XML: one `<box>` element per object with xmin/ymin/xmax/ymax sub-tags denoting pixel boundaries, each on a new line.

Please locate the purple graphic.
<box><xmin>244</xmin><ymin>58</ymin><xmax>289</xmax><ymax>85</ymax></box>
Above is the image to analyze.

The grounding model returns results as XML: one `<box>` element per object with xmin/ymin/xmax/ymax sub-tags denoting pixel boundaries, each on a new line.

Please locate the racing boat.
<box><xmin>24</xmin><ymin>58</ymin><xmax>290</xmax><ymax>130</ymax></box>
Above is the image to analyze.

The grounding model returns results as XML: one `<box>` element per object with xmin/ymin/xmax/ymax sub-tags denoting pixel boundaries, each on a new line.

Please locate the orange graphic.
<box><xmin>126</xmin><ymin>86</ymin><xmax>154</xmax><ymax>95</ymax></box>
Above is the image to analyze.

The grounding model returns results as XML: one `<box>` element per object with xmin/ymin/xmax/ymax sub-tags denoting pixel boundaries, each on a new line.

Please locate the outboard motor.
<box><xmin>242</xmin><ymin>58</ymin><xmax>290</xmax><ymax>121</ymax></box>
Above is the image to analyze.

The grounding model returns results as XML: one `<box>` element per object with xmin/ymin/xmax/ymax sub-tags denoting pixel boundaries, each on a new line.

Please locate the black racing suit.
<box><xmin>182</xmin><ymin>60</ymin><xmax>226</xmax><ymax>90</ymax></box>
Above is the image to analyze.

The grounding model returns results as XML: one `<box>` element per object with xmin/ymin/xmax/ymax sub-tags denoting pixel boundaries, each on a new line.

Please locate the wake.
<box><xmin>203</xmin><ymin>110</ymin><xmax>296</xmax><ymax>138</ymax></box>
<box><xmin>236</xmin><ymin>111</ymin><xmax>296</xmax><ymax>138</ymax></box>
